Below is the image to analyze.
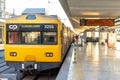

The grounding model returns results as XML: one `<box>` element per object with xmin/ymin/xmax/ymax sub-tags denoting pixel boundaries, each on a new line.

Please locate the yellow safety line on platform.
<box><xmin>73</xmin><ymin>41</ymin><xmax>77</xmax><ymax>63</ymax></box>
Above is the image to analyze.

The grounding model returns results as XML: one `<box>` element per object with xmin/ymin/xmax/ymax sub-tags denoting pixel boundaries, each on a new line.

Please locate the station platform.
<box><xmin>56</xmin><ymin>42</ymin><xmax>120</xmax><ymax>80</ymax></box>
<box><xmin>0</xmin><ymin>44</ymin><xmax>4</xmax><ymax>51</ymax></box>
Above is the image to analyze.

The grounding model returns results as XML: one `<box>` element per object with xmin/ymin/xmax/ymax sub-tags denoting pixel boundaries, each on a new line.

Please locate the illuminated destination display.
<box><xmin>44</xmin><ymin>25</ymin><xmax>55</xmax><ymax>29</ymax></box>
<box><xmin>80</xmin><ymin>19</ymin><xmax>114</xmax><ymax>26</ymax></box>
<box><xmin>41</xmin><ymin>24</ymin><xmax>57</xmax><ymax>31</ymax></box>
<box><xmin>6</xmin><ymin>24</ymin><xmax>57</xmax><ymax>31</ymax></box>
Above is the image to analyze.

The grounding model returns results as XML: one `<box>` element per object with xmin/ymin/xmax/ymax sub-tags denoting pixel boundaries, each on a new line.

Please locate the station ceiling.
<box><xmin>59</xmin><ymin>0</ymin><xmax>120</xmax><ymax>33</ymax></box>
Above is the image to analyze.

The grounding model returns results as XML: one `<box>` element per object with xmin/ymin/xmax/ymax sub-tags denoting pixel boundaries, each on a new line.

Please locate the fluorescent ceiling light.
<box><xmin>71</xmin><ymin>18</ymin><xmax>80</xmax><ymax>23</ymax></box>
<box><xmin>81</xmin><ymin>12</ymin><xmax>100</xmax><ymax>16</ymax></box>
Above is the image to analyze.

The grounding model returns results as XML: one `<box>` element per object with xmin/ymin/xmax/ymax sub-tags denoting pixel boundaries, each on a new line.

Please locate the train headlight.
<box><xmin>46</xmin><ymin>52</ymin><xmax>53</xmax><ymax>57</ymax></box>
<box><xmin>10</xmin><ymin>52</ymin><xmax>17</xmax><ymax>56</ymax></box>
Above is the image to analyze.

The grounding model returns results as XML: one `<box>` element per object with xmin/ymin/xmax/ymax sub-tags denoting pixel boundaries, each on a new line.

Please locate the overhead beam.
<box><xmin>59</xmin><ymin>0</ymin><xmax>76</xmax><ymax>28</ymax></box>
<box><xmin>59</xmin><ymin>0</ymin><xmax>71</xmax><ymax>17</ymax></box>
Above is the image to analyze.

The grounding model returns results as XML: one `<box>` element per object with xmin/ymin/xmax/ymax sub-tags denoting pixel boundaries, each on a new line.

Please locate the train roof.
<box><xmin>6</xmin><ymin>14</ymin><xmax>60</xmax><ymax>24</ymax></box>
<box><xmin>22</xmin><ymin>8</ymin><xmax>46</xmax><ymax>15</ymax></box>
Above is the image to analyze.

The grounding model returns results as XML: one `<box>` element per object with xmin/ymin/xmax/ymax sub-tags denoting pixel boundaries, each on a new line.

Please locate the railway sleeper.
<box><xmin>0</xmin><ymin>66</ymin><xmax>10</xmax><ymax>73</ymax></box>
<box><xmin>0</xmin><ymin>62</ymin><xmax>6</xmax><ymax>68</ymax></box>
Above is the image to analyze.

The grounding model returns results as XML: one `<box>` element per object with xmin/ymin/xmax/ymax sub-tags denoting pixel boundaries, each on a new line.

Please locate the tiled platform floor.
<box><xmin>67</xmin><ymin>42</ymin><xmax>120</xmax><ymax>80</ymax></box>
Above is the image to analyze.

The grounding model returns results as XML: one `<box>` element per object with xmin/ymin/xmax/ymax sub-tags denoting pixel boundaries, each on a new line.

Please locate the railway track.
<box><xmin>0</xmin><ymin>51</ymin><xmax>59</xmax><ymax>80</ymax></box>
<box><xmin>21</xmin><ymin>68</ymin><xmax>59</xmax><ymax>80</ymax></box>
<box><xmin>22</xmin><ymin>75</ymin><xmax>38</xmax><ymax>80</ymax></box>
<box><xmin>0</xmin><ymin>56</ymin><xmax>11</xmax><ymax>74</ymax></box>
<box><xmin>0</xmin><ymin>51</ymin><xmax>16</xmax><ymax>80</ymax></box>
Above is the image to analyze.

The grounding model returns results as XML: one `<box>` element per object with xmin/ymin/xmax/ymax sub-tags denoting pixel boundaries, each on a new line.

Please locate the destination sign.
<box><xmin>6</xmin><ymin>24</ymin><xmax>57</xmax><ymax>31</ymax></box>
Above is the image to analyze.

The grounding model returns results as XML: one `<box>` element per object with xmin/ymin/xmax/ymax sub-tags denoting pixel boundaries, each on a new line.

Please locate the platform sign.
<box><xmin>80</xmin><ymin>19</ymin><xmax>86</xmax><ymax>26</ymax></box>
<box><xmin>80</xmin><ymin>19</ymin><xmax>114</xmax><ymax>26</ymax></box>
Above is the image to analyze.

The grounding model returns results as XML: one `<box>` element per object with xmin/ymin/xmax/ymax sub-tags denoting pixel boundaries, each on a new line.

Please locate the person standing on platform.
<box><xmin>75</xmin><ymin>35</ymin><xmax>79</xmax><ymax>46</ymax></box>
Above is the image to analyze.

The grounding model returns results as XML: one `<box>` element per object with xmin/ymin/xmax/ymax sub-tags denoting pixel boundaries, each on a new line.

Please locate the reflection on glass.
<box><xmin>22</xmin><ymin>32</ymin><xmax>40</xmax><ymax>44</ymax></box>
<box><xmin>7</xmin><ymin>31</ymin><xmax>57</xmax><ymax>44</ymax></box>
<box><xmin>8</xmin><ymin>32</ymin><xmax>21</xmax><ymax>44</ymax></box>
<box><xmin>92</xmin><ymin>43</ymin><xmax>99</xmax><ymax>61</ymax></box>
<box><xmin>43</xmin><ymin>32</ymin><xmax>57</xmax><ymax>44</ymax></box>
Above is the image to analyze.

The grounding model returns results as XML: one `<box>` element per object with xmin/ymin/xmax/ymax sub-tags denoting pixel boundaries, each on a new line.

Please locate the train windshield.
<box><xmin>6</xmin><ymin>24</ymin><xmax>58</xmax><ymax>45</ymax></box>
<box><xmin>8</xmin><ymin>32</ymin><xmax>21</xmax><ymax>44</ymax></box>
<box><xmin>22</xmin><ymin>32</ymin><xmax>40</xmax><ymax>44</ymax></box>
<box><xmin>43</xmin><ymin>32</ymin><xmax>57</xmax><ymax>44</ymax></box>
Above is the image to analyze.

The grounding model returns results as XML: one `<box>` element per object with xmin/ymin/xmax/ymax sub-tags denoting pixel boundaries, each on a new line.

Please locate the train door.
<box><xmin>61</xmin><ymin>24</ymin><xmax>65</xmax><ymax>59</ymax></box>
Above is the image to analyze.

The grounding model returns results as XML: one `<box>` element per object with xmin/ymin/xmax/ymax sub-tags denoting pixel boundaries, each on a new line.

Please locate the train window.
<box><xmin>7</xmin><ymin>32</ymin><xmax>21</xmax><ymax>44</ymax></box>
<box><xmin>42</xmin><ymin>32</ymin><xmax>57</xmax><ymax>44</ymax></box>
<box><xmin>22</xmin><ymin>32</ymin><xmax>40</xmax><ymax>44</ymax></box>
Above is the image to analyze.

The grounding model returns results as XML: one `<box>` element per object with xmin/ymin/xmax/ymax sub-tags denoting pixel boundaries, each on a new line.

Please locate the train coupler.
<box><xmin>21</xmin><ymin>62</ymin><xmax>38</xmax><ymax>71</ymax></box>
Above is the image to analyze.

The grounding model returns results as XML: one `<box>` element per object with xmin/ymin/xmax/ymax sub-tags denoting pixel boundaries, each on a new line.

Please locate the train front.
<box><xmin>4</xmin><ymin>14</ymin><xmax>62</xmax><ymax>72</ymax></box>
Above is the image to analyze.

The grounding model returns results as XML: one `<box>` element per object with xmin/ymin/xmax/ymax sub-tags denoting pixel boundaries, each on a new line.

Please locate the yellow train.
<box><xmin>4</xmin><ymin>14</ymin><xmax>74</xmax><ymax>72</ymax></box>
